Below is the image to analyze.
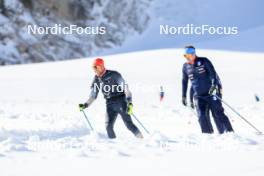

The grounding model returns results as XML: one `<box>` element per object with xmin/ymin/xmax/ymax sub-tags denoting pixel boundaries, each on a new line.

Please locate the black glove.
<box><xmin>209</xmin><ymin>85</ymin><xmax>217</xmax><ymax>95</ymax></box>
<box><xmin>79</xmin><ymin>103</ymin><xmax>88</xmax><ymax>111</ymax></box>
<box><xmin>182</xmin><ymin>97</ymin><xmax>187</xmax><ymax>106</ymax></box>
<box><xmin>218</xmin><ymin>88</ymin><xmax>223</xmax><ymax>98</ymax></box>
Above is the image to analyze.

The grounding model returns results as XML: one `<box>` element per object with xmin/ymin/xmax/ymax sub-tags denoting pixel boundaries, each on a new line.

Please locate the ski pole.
<box><xmin>81</xmin><ymin>110</ymin><xmax>94</xmax><ymax>131</ymax></box>
<box><xmin>131</xmin><ymin>113</ymin><xmax>150</xmax><ymax>134</ymax></box>
<box><xmin>215</xmin><ymin>95</ymin><xmax>262</xmax><ymax>134</ymax></box>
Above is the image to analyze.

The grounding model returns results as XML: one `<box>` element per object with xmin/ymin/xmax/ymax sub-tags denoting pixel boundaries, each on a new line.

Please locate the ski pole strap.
<box><xmin>81</xmin><ymin>110</ymin><xmax>94</xmax><ymax>131</ymax></box>
<box><xmin>215</xmin><ymin>95</ymin><xmax>262</xmax><ymax>134</ymax></box>
<box><xmin>131</xmin><ymin>113</ymin><xmax>150</xmax><ymax>134</ymax></box>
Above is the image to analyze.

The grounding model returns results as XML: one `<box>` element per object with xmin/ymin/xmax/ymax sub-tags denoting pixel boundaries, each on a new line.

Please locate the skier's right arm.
<box><xmin>86</xmin><ymin>77</ymin><xmax>100</xmax><ymax>106</ymax></box>
<box><xmin>79</xmin><ymin>77</ymin><xmax>99</xmax><ymax>111</ymax></box>
<box><xmin>85</xmin><ymin>89</ymin><xmax>97</xmax><ymax>107</ymax></box>
<box><xmin>182</xmin><ymin>65</ymin><xmax>188</xmax><ymax>106</ymax></box>
<box><xmin>182</xmin><ymin>65</ymin><xmax>188</xmax><ymax>98</ymax></box>
<box><xmin>189</xmin><ymin>86</ymin><xmax>195</xmax><ymax>109</ymax></box>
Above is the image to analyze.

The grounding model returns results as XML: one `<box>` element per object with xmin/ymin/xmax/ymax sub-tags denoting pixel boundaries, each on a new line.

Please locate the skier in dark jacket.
<box><xmin>182</xmin><ymin>46</ymin><xmax>234</xmax><ymax>134</ymax></box>
<box><xmin>79</xmin><ymin>58</ymin><xmax>143</xmax><ymax>139</ymax></box>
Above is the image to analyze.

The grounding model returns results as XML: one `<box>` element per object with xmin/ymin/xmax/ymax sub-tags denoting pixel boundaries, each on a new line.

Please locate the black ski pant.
<box><xmin>105</xmin><ymin>100</ymin><xmax>141</xmax><ymax>138</ymax></box>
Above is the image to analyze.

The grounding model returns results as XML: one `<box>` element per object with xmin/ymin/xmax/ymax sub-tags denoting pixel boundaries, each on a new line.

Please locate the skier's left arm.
<box><xmin>116</xmin><ymin>73</ymin><xmax>133</xmax><ymax>115</ymax></box>
<box><xmin>204</xmin><ymin>58</ymin><xmax>219</xmax><ymax>95</ymax></box>
<box><xmin>204</xmin><ymin>58</ymin><xmax>217</xmax><ymax>86</ymax></box>
<box><xmin>116</xmin><ymin>73</ymin><xmax>132</xmax><ymax>103</ymax></box>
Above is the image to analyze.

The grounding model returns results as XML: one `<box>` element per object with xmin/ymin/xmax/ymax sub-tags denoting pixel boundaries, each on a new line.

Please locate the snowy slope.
<box><xmin>104</xmin><ymin>0</ymin><xmax>264</xmax><ymax>54</ymax></box>
<box><xmin>1</xmin><ymin>49</ymin><xmax>264</xmax><ymax>175</ymax></box>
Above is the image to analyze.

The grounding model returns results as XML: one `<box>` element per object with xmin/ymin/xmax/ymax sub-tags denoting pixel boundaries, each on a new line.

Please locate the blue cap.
<box><xmin>185</xmin><ymin>47</ymin><xmax>196</xmax><ymax>55</ymax></box>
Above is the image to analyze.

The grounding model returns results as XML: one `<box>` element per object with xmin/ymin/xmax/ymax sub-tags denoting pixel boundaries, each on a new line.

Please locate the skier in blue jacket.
<box><xmin>182</xmin><ymin>46</ymin><xmax>234</xmax><ymax>134</ymax></box>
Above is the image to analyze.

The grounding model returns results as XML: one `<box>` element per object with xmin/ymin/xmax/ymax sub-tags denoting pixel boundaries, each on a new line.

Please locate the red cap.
<box><xmin>93</xmin><ymin>58</ymin><xmax>104</xmax><ymax>67</ymax></box>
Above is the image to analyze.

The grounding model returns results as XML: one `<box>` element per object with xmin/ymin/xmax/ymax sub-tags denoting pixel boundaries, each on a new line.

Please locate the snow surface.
<box><xmin>1</xmin><ymin>49</ymin><xmax>264</xmax><ymax>175</ymax></box>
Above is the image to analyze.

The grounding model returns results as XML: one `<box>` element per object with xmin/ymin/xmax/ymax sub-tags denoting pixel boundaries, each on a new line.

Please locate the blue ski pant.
<box><xmin>195</xmin><ymin>95</ymin><xmax>234</xmax><ymax>134</ymax></box>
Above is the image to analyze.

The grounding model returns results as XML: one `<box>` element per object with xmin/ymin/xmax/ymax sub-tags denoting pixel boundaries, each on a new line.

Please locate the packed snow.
<box><xmin>0</xmin><ymin>49</ymin><xmax>264</xmax><ymax>175</ymax></box>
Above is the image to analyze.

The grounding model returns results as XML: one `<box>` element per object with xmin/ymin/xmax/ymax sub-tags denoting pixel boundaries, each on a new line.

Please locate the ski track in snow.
<box><xmin>1</xmin><ymin>100</ymin><xmax>264</xmax><ymax>158</ymax></box>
